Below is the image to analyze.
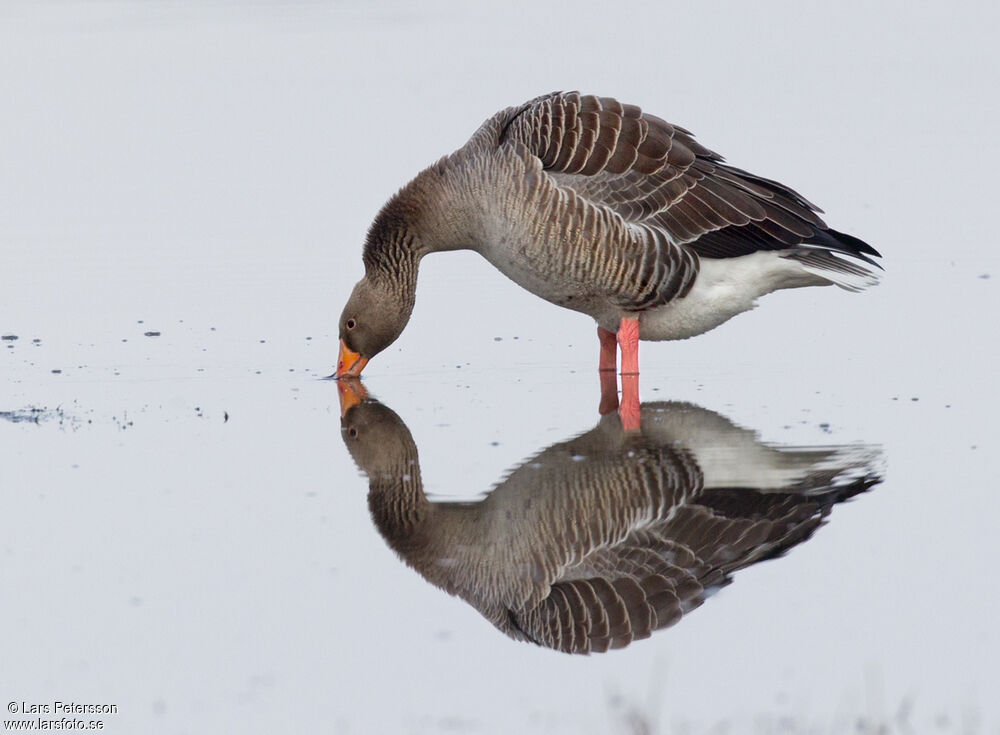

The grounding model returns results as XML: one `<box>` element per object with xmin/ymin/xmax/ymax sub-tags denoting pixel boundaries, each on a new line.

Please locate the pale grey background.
<box><xmin>1</xmin><ymin>1</ymin><xmax>998</xmax><ymax>733</ymax></box>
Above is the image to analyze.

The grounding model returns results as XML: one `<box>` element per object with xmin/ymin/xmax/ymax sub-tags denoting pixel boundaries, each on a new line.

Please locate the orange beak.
<box><xmin>336</xmin><ymin>338</ymin><xmax>369</xmax><ymax>379</ymax></box>
<box><xmin>337</xmin><ymin>377</ymin><xmax>368</xmax><ymax>418</ymax></box>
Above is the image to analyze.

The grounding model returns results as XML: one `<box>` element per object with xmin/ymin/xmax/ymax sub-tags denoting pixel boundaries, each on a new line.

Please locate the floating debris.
<box><xmin>0</xmin><ymin>407</ymin><xmax>48</xmax><ymax>423</ymax></box>
<box><xmin>0</xmin><ymin>405</ymin><xmax>82</xmax><ymax>428</ymax></box>
<box><xmin>1</xmin><ymin>334</ymin><xmax>17</xmax><ymax>341</ymax></box>
<box><xmin>144</xmin><ymin>331</ymin><xmax>161</xmax><ymax>337</ymax></box>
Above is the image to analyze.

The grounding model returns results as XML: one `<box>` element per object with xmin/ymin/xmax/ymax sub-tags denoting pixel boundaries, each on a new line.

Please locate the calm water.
<box><xmin>2</xmin><ymin>2</ymin><xmax>998</xmax><ymax>733</ymax></box>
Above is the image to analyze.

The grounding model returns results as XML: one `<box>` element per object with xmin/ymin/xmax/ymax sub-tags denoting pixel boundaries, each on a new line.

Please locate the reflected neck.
<box><xmin>367</xmin><ymin>472</ymin><xmax>430</xmax><ymax>545</ymax></box>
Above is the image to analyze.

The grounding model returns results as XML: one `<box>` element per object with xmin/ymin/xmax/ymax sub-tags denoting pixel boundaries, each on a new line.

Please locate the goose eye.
<box><xmin>346</xmin><ymin>319</ymin><xmax>357</xmax><ymax>331</ymax></box>
<box><xmin>348</xmin><ymin>427</ymin><xmax>358</xmax><ymax>438</ymax></box>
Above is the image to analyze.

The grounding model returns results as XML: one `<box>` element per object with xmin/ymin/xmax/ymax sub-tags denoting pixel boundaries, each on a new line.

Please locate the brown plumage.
<box><xmin>341</xmin><ymin>395</ymin><xmax>882</xmax><ymax>654</ymax></box>
<box><xmin>335</xmin><ymin>92</ymin><xmax>881</xmax><ymax>379</ymax></box>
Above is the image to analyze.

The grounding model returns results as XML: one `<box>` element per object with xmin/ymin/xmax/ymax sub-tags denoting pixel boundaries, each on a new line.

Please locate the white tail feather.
<box><xmin>784</xmin><ymin>248</ymin><xmax>881</xmax><ymax>292</ymax></box>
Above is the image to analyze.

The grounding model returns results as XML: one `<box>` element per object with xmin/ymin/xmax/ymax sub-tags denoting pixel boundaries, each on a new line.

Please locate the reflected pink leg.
<box><xmin>619</xmin><ymin>374</ymin><xmax>640</xmax><ymax>432</ymax></box>
<box><xmin>599</xmin><ymin>369</ymin><xmax>619</xmax><ymax>415</ymax></box>
<box><xmin>617</xmin><ymin>318</ymin><xmax>640</xmax><ymax>431</ymax></box>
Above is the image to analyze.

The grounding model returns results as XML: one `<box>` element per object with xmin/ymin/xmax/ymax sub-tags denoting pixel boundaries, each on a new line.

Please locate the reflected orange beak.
<box><xmin>337</xmin><ymin>377</ymin><xmax>368</xmax><ymax>418</ymax></box>
<box><xmin>336</xmin><ymin>338</ymin><xmax>369</xmax><ymax>379</ymax></box>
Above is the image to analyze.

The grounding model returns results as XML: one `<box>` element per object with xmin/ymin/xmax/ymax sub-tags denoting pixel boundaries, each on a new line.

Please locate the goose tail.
<box><xmin>783</xmin><ymin>228</ymin><xmax>883</xmax><ymax>292</ymax></box>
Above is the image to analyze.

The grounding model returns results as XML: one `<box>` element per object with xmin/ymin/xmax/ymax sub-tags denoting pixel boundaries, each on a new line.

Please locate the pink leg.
<box><xmin>599</xmin><ymin>327</ymin><xmax>620</xmax><ymax>414</ymax></box>
<box><xmin>617</xmin><ymin>317</ymin><xmax>639</xmax><ymax>376</ymax></box>
<box><xmin>617</xmin><ymin>318</ymin><xmax>640</xmax><ymax>431</ymax></box>
<box><xmin>598</xmin><ymin>326</ymin><xmax>617</xmax><ymax>371</ymax></box>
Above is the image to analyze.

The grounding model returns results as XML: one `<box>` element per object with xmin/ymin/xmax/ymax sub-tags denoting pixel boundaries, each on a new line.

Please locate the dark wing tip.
<box><xmin>806</xmin><ymin>227</ymin><xmax>883</xmax><ymax>269</ymax></box>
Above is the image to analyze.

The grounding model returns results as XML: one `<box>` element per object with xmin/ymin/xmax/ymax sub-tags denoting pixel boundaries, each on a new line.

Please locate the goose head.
<box><xmin>339</xmin><ymin>384</ymin><xmax>418</xmax><ymax>481</ymax></box>
<box><xmin>336</xmin><ymin>275</ymin><xmax>413</xmax><ymax>378</ymax></box>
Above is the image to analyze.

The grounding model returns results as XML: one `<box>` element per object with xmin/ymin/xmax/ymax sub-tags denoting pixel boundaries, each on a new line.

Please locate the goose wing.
<box><xmin>496</xmin><ymin>91</ymin><xmax>879</xmax><ymax>267</ymax></box>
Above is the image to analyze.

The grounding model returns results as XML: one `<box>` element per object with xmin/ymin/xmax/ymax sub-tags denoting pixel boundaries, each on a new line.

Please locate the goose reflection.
<box><xmin>339</xmin><ymin>380</ymin><xmax>881</xmax><ymax>655</ymax></box>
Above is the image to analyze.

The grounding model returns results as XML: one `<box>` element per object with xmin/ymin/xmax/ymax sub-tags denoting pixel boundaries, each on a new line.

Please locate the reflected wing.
<box><xmin>509</xmin><ymin>482</ymin><xmax>871</xmax><ymax>654</ymax></box>
<box><xmin>498</xmin><ymin>91</ymin><xmax>880</xmax><ymax>265</ymax></box>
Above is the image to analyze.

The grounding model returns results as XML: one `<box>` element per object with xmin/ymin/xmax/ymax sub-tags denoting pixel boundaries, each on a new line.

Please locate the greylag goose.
<box><xmin>340</xmin><ymin>382</ymin><xmax>882</xmax><ymax>654</ymax></box>
<box><xmin>336</xmin><ymin>92</ymin><xmax>881</xmax><ymax>426</ymax></box>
